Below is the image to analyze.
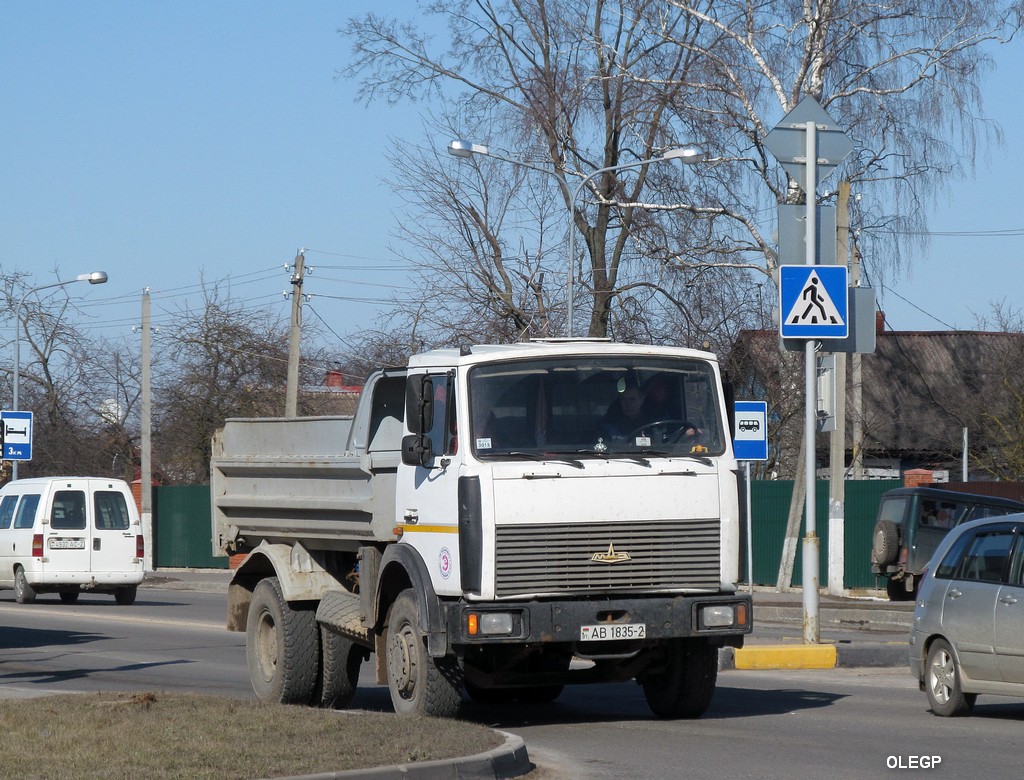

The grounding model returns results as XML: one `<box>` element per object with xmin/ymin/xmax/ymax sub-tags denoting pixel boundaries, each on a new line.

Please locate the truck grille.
<box><xmin>494</xmin><ymin>518</ymin><xmax>720</xmax><ymax>597</ymax></box>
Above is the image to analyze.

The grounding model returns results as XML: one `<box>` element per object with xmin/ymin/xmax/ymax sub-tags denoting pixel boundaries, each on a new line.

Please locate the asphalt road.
<box><xmin>3</xmin><ymin>583</ymin><xmax>1024</xmax><ymax>779</ymax></box>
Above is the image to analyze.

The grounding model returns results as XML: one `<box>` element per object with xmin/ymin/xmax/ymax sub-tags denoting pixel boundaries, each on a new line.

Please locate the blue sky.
<box><xmin>1</xmin><ymin>2</ymin><xmax>1021</xmax><ymax>374</ymax></box>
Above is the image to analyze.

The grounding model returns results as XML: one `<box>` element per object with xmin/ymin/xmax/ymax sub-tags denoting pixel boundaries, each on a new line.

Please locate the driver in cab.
<box><xmin>600</xmin><ymin>379</ymin><xmax>646</xmax><ymax>439</ymax></box>
<box><xmin>600</xmin><ymin>376</ymin><xmax>704</xmax><ymax>451</ymax></box>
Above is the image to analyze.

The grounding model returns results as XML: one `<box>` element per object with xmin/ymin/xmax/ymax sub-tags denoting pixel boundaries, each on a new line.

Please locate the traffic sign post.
<box><xmin>766</xmin><ymin>97</ymin><xmax>853</xmax><ymax>645</ymax></box>
<box><xmin>734</xmin><ymin>400</ymin><xmax>768</xmax><ymax>594</ymax></box>
<box><xmin>1</xmin><ymin>410</ymin><xmax>34</xmax><ymax>462</ymax></box>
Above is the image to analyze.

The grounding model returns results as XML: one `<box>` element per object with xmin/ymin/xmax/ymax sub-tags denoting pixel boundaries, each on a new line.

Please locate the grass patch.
<box><xmin>0</xmin><ymin>691</ymin><xmax>505</xmax><ymax>780</ymax></box>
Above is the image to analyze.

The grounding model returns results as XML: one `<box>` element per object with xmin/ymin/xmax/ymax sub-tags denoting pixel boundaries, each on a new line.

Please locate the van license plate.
<box><xmin>580</xmin><ymin>623</ymin><xmax>646</xmax><ymax>641</ymax></box>
<box><xmin>50</xmin><ymin>538</ymin><xmax>85</xmax><ymax>550</ymax></box>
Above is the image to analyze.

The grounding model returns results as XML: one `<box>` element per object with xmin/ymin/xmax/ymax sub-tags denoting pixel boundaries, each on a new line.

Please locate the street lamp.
<box><xmin>565</xmin><ymin>147</ymin><xmax>705</xmax><ymax>336</ymax></box>
<box><xmin>10</xmin><ymin>271</ymin><xmax>108</xmax><ymax>479</ymax></box>
<box><xmin>448</xmin><ymin>140</ymin><xmax>706</xmax><ymax>336</ymax></box>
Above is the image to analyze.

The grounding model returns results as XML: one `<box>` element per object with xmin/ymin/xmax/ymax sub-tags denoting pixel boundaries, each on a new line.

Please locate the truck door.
<box><xmin>396</xmin><ymin>370</ymin><xmax>463</xmax><ymax>596</ymax></box>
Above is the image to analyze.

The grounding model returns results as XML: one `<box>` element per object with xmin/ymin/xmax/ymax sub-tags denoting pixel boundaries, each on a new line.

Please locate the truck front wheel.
<box><xmin>246</xmin><ymin>577</ymin><xmax>319</xmax><ymax>704</ymax></box>
<box><xmin>642</xmin><ymin>639</ymin><xmax>718</xmax><ymax>719</ymax></box>
<box><xmin>385</xmin><ymin>589</ymin><xmax>462</xmax><ymax>717</ymax></box>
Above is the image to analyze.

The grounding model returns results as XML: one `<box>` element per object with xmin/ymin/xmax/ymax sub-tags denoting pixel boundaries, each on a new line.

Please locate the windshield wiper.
<box><xmin>576</xmin><ymin>448</ymin><xmax>655</xmax><ymax>467</ymax></box>
<box><xmin>506</xmin><ymin>451</ymin><xmax>584</xmax><ymax>469</ymax></box>
<box><xmin>675</xmin><ymin>452</ymin><xmax>713</xmax><ymax>466</ymax></box>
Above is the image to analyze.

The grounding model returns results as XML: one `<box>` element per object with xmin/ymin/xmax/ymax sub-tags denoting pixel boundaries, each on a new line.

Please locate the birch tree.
<box><xmin>343</xmin><ymin>0</ymin><xmax>1020</xmax><ymax>341</ymax></box>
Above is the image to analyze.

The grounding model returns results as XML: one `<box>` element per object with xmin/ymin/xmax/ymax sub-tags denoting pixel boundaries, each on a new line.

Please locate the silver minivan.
<box><xmin>0</xmin><ymin>477</ymin><xmax>145</xmax><ymax>604</ymax></box>
<box><xmin>909</xmin><ymin>513</ymin><xmax>1024</xmax><ymax>716</ymax></box>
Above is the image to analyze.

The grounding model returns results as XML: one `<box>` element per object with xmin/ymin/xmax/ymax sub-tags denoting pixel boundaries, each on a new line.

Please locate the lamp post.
<box><xmin>448</xmin><ymin>140</ymin><xmax>705</xmax><ymax>337</ymax></box>
<box><xmin>10</xmin><ymin>271</ymin><xmax>108</xmax><ymax>479</ymax></box>
<box><xmin>565</xmin><ymin>147</ymin><xmax>705</xmax><ymax>337</ymax></box>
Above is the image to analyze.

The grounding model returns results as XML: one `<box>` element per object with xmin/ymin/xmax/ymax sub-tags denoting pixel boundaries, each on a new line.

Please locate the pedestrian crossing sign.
<box><xmin>779</xmin><ymin>265</ymin><xmax>848</xmax><ymax>339</ymax></box>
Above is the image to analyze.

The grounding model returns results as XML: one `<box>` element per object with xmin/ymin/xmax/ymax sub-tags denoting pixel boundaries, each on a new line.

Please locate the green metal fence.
<box><xmin>154</xmin><ymin>484</ymin><xmax>227</xmax><ymax>569</ymax></box>
<box><xmin>152</xmin><ymin>480</ymin><xmax>901</xmax><ymax>584</ymax></box>
<box><xmin>744</xmin><ymin>479</ymin><xmax>900</xmax><ymax>589</ymax></box>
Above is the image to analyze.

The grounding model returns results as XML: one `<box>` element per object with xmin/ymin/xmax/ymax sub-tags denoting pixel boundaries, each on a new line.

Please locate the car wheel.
<box><xmin>886</xmin><ymin>577</ymin><xmax>914</xmax><ymax>602</ymax></box>
<box><xmin>114</xmin><ymin>586</ymin><xmax>137</xmax><ymax>606</ymax></box>
<box><xmin>872</xmin><ymin>520</ymin><xmax>900</xmax><ymax>566</ymax></box>
<box><xmin>925</xmin><ymin>639</ymin><xmax>976</xmax><ymax>717</ymax></box>
<box><xmin>14</xmin><ymin>567</ymin><xmax>37</xmax><ymax>604</ymax></box>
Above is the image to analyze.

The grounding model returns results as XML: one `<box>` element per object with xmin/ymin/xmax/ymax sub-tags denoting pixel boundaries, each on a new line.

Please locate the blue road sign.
<box><xmin>779</xmin><ymin>264</ymin><xmax>848</xmax><ymax>339</ymax></box>
<box><xmin>733</xmin><ymin>401</ymin><xmax>768</xmax><ymax>461</ymax></box>
<box><xmin>1</xmin><ymin>410</ymin><xmax>34</xmax><ymax>461</ymax></box>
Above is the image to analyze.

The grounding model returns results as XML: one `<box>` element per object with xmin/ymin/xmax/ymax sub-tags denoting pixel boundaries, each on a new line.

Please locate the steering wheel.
<box><xmin>626</xmin><ymin>419</ymin><xmax>699</xmax><ymax>444</ymax></box>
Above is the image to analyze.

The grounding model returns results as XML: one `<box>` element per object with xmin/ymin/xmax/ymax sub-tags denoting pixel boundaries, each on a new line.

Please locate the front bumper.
<box><xmin>445</xmin><ymin>592</ymin><xmax>752</xmax><ymax>647</ymax></box>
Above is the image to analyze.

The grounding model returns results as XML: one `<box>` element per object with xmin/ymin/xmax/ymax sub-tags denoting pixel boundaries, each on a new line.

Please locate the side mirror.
<box><xmin>401</xmin><ymin>433</ymin><xmax>434</xmax><ymax>467</ymax></box>
<box><xmin>405</xmin><ymin>375</ymin><xmax>434</xmax><ymax>435</ymax></box>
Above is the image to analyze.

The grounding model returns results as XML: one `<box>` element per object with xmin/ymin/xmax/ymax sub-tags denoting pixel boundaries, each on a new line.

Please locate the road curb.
<box><xmin>275</xmin><ymin>731</ymin><xmax>530</xmax><ymax>780</ymax></box>
<box><xmin>720</xmin><ymin>640</ymin><xmax>907</xmax><ymax>670</ymax></box>
<box><xmin>734</xmin><ymin>643</ymin><xmax>838</xmax><ymax>669</ymax></box>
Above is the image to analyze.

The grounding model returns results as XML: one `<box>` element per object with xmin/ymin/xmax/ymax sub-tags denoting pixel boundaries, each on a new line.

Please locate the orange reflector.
<box><xmin>736</xmin><ymin>603</ymin><xmax>749</xmax><ymax>627</ymax></box>
<box><xmin>467</xmin><ymin>613</ymin><xmax>479</xmax><ymax>636</ymax></box>
<box><xmin>393</xmin><ymin>526</ymin><xmax>404</xmax><ymax>539</ymax></box>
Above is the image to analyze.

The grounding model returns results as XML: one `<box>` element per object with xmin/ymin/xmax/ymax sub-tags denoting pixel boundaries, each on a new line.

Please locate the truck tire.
<box><xmin>385</xmin><ymin>589</ymin><xmax>462</xmax><ymax>717</ymax></box>
<box><xmin>642</xmin><ymin>640</ymin><xmax>718</xmax><ymax>719</ymax></box>
<box><xmin>246</xmin><ymin>577</ymin><xmax>319</xmax><ymax>705</ymax></box>
<box><xmin>14</xmin><ymin>567</ymin><xmax>37</xmax><ymax>604</ymax></box>
<box><xmin>872</xmin><ymin>520</ymin><xmax>900</xmax><ymax>566</ymax></box>
<box><xmin>316</xmin><ymin>625</ymin><xmax>362</xmax><ymax>709</ymax></box>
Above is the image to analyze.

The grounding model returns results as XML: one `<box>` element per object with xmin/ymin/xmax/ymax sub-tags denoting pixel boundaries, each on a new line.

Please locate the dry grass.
<box><xmin>0</xmin><ymin>691</ymin><xmax>505</xmax><ymax>780</ymax></box>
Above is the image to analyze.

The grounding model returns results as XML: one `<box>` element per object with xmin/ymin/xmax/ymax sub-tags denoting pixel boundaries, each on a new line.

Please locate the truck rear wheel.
<box><xmin>246</xmin><ymin>577</ymin><xmax>319</xmax><ymax>704</ymax></box>
<box><xmin>642</xmin><ymin>639</ymin><xmax>718</xmax><ymax>719</ymax></box>
<box><xmin>316</xmin><ymin>626</ymin><xmax>362</xmax><ymax>708</ymax></box>
<box><xmin>385</xmin><ymin>589</ymin><xmax>462</xmax><ymax>717</ymax></box>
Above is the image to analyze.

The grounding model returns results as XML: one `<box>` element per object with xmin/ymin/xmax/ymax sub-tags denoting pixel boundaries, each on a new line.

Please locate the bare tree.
<box><xmin>1</xmin><ymin>271</ymin><xmax>116</xmax><ymax>478</ymax></box>
<box><xmin>343</xmin><ymin>0</ymin><xmax>1020</xmax><ymax>342</ymax></box>
<box><xmin>153</xmin><ymin>290</ymin><xmax>295</xmax><ymax>484</ymax></box>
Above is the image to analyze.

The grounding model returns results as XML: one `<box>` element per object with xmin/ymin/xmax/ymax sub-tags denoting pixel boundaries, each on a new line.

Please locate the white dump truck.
<box><xmin>211</xmin><ymin>339</ymin><xmax>752</xmax><ymax>718</ymax></box>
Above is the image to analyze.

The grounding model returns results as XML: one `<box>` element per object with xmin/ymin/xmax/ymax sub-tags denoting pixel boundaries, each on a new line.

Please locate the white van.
<box><xmin>0</xmin><ymin>477</ymin><xmax>145</xmax><ymax>605</ymax></box>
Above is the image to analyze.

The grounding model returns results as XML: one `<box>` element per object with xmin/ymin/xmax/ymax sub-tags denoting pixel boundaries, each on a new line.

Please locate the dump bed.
<box><xmin>210</xmin><ymin>414</ymin><xmax>402</xmax><ymax>555</ymax></box>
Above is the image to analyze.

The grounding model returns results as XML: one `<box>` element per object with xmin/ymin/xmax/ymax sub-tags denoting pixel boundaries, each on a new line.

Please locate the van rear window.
<box><xmin>52</xmin><ymin>491</ymin><xmax>87</xmax><ymax>530</ymax></box>
<box><xmin>0</xmin><ymin>495</ymin><xmax>18</xmax><ymax>529</ymax></box>
<box><xmin>94</xmin><ymin>491</ymin><xmax>131</xmax><ymax>531</ymax></box>
<box><xmin>13</xmin><ymin>494</ymin><xmax>41</xmax><ymax>529</ymax></box>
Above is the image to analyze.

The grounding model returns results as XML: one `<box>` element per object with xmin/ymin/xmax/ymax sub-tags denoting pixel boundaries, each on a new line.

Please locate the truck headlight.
<box><xmin>467</xmin><ymin>611</ymin><xmax>515</xmax><ymax>636</ymax></box>
<box><xmin>701</xmin><ymin>605</ymin><xmax>736</xmax><ymax>628</ymax></box>
<box><xmin>700</xmin><ymin>601</ymin><xmax>749</xmax><ymax>626</ymax></box>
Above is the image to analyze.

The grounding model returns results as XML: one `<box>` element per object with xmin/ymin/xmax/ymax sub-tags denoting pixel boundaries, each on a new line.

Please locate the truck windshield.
<box><xmin>468</xmin><ymin>356</ymin><xmax>725</xmax><ymax>460</ymax></box>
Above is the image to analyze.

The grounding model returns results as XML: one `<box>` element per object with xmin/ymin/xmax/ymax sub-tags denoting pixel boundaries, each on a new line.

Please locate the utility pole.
<box><xmin>285</xmin><ymin>251</ymin><xmax>305</xmax><ymax>418</ymax></box>
<box><xmin>141</xmin><ymin>288</ymin><xmax>153</xmax><ymax>570</ymax></box>
<box><xmin>851</xmin><ymin>243</ymin><xmax>864</xmax><ymax>479</ymax></box>
<box><xmin>828</xmin><ymin>183</ymin><xmax>851</xmax><ymax>596</ymax></box>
